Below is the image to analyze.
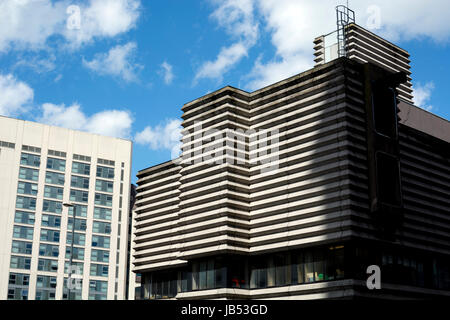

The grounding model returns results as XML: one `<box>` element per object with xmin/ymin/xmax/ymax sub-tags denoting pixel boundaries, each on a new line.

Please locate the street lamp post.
<box><xmin>63</xmin><ymin>203</ymin><xmax>76</xmax><ymax>300</ymax></box>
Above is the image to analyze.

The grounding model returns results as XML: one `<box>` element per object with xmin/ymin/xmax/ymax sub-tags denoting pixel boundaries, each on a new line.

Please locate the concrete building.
<box><xmin>132</xmin><ymin>22</ymin><xmax>450</xmax><ymax>299</ymax></box>
<box><xmin>0</xmin><ymin>116</ymin><xmax>132</xmax><ymax>300</ymax></box>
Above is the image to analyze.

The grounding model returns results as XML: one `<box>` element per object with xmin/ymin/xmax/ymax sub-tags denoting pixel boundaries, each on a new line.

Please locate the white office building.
<box><xmin>0</xmin><ymin>116</ymin><xmax>132</xmax><ymax>300</ymax></box>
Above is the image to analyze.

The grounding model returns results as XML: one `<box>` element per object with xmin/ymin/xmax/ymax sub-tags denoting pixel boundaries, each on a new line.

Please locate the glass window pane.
<box><xmin>47</xmin><ymin>158</ymin><xmax>66</xmax><ymax>172</ymax></box>
<box><xmin>19</xmin><ymin>167</ymin><xmax>39</xmax><ymax>181</ymax></box>
<box><xmin>72</xmin><ymin>162</ymin><xmax>90</xmax><ymax>175</ymax></box>
<box><xmin>45</xmin><ymin>172</ymin><xmax>65</xmax><ymax>185</ymax></box>
<box><xmin>20</xmin><ymin>153</ymin><xmax>40</xmax><ymax>167</ymax></box>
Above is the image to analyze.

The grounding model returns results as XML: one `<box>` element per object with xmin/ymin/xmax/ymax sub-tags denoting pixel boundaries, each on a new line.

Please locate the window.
<box><xmin>63</xmin><ymin>278</ymin><xmax>83</xmax><ymax>300</ymax></box>
<box><xmin>95</xmin><ymin>193</ymin><xmax>113</xmax><ymax>207</ymax></box>
<box><xmin>70</xmin><ymin>190</ymin><xmax>89</xmax><ymax>203</ymax></box>
<box><xmin>93</xmin><ymin>221</ymin><xmax>111</xmax><ymax>234</ymax></box>
<box><xmin>66</xmin><ymin>232</ymin><xmax>86</xmax><ymax>246</ymax></box>
<box><xmin>40</xmin><ymin>229</ymin><xmax>60</xmax><ymax>243</ymax></box>
<box><xmin>14</xmin><ymin>211</ymin><xmax>35</xmax><ymax>225</ymax></box>
<box><xmin>94</xmin><ymin>207</ymin><xmax>112</xmax><ymax>220</ymax></box>
<box><xmin>48</xmin><ymin>150</ymin><xmax>66</xmax><ymax>158</ymax></box>
<box><xmin>64</xmin><ymin>261</ymin><xmax>84</xmax><ymax>274</ymax></box>
<box><xmin>13</xmin><ymin>225</ymin><xmax>34</xmax><ymax>240</ymax></box>
<box><xmin>91</xmin><ymin>250</ymin><xmax>110</xmax><ymax>263</ymax></box>
<box><xmin>22</xmin><ymin>145</ymin><xmax>41</xmax><ymax>153</ymax></box>
<box><xmin>96</xmin><ymin>166</ymin><xmax>114</xmax><ymax>179</ymax></box>
<box><xmin>89</xmin><ymin>280</ymin><xmax>108</xmax><ymax>293</ymax></box>
<box><xmin>43</xmin><ymin>200</ymin><xmax>62</xmax><ymax>214</ymax></box>
<box><xmin>39</xmin><ymin>244</ymin><xmax>59</xmax><ymax>257</ymax></box>
<box><xmin>98</xmin><ymin>158</ymin><xmax>115</xmax><ymax>166</ymax></box>
<box><xmin>68</xmin><ymin>218</ymin><xmax>87</xmax><ymax>232</ymax></box>
<box><xmin>9</xmin><ymin>273</ymin><xmax>29</xmax><ymax>286</ymax></box>
<box><xmin>72</xmin><ymin>162</ymin><xmax>90</xmax><ymax>175</ymax></box>
<box><xmin>73</xmin><ymin>154</ymin><xmax>91</xmax><ymax>162</ymax></box>
<box><xmin>11</xmin><ymin>241</ymin><xmax>33</xmax><ymax>255</ymax></box>
<box><xmin>148</xmin><ymin>271</ymin><xmax>178</xmax><ymax>299</ymax></box>
<box><xmin>314</xmin><ymin>250</ymin><xmax>325</xmax><ymax>282</ymax></box>
<box><xmin>89</xmin><ymin>282</ymin><xmax>108</xmax><ymax>299</ymax></box>
<box><xmin>90</xmin><ymin>264</ymin><xmax>108</xmax><ymax>277</ymax></box>
<box><xmin>16</xmin><ymin>196</ymin><xmax>36</xmax><ymax>210</ymax></box>
<box><xmin>292</xmin><ymin>253</ymin><xmax>305</xmax><ymax>285</ymax></box>
<box><xmin>44</xmin><ymin>186</ymin><xmax>64</xmax><ymax>200</ymax></box>
<box><xmin>47</xmin><ymin>158</ymin><xmax>66</xmax><ymax>172</ymax></box>
<box><xmin>92</xmin><ymin>235</ymin><xmax>110</xmax><ymax>248</ymax></box>
<box><xmin>7</xmin><ymin>288</ymin><xmax>28</xmax><ymax>300</ymax></box>
<box><xmin>96</xmin><ymin>180</ymin><xmax>113</xmax><ymax>193</ymax></box>
<box><xmin>41</xmin><ymin>215</ymin><xmax>61</xmax><ymax>228</ymax></box>
<box><xmin>35</xmin><ymin>290</ymin><xmax>56</xmax><ymax>300</ymax></box>
<box><xmin>372</xmin><ymin>83</ymin><xmax>398</xmax><ymax>139</ymax></box>
<box><xmin>20</xmin><ymin>153</ymin><xmax>40</xmax><ymax>167</ymax></box>
<box><xmin>71</xmin><ymin>175</ymin><xmax>90</xmax><ymax>189</ymax></box>
<box><xmin>376</xmin><ymin>152</ymin><xmax>402</xmax><ymax>207</ymax></box>
<box><xmin>65</xmin><ymin>247</ymin><xmax>85</xmax><ymax>260</ymax></box>
<box><xmin>35</xmin><ymin>276</ymin><xmax>57</xmax><ymax>300</ymax></box>
<box><xmin>68</xmin><ymin>205</ymin><xmax>88</xmax><ymax>218</ymax></box>
<box><xmin>19</xmin><ymin>167</ymin><xmax>39</xmax><ymax>181</ymax></box>
<box><xmin>45</xmin><ymin>172</ymin><xmax>65</xmax><ymax>186</ymax></box>
<box><xmin>38</xmin><ymin>259</ymin><xmax>58</xmax><ymax>272</ymax></box>
<box><xmin>304</xmin><ymin>252</ymin><xmax>314</xmax><ymax>283</ymax></box>
<box><xmin>0</xmin><ymin>140</ymin><xmax>15</xmax><ymax>149</ymax></box>
<box><xmin>17</xmin><ymin>182</ymin><xmax>38</xmax><ymax>196</ymax></box>
<box><xmin>10</xmin><ymin>256</ymin><xmax>31</xmax><ymax>270</ymax></box>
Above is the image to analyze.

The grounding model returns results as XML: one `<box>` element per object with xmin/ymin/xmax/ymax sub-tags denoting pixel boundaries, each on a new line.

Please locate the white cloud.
<box><xmin>84</xmin><ymin>109</ymin><xmax>133</xmax><ymax>138</ymax></box>
<box><xmin>160</xmin><ymin>62</ymin><xmax>174</xmax><ymax>85</ymax></box>
<box><xmin>0</xmin><ymin>73</ymin><xmax>34</xmax><ymax>116</ymax></box>
<box><xmin>0</xmin><ymin>0</ymin><xmax>141</xmax><ymax>52</ymax></box>
<box><xmin>13</xmin><ymin>54</ymin><xmax>57</xmax><ymax>73</ymax></box>
<box><xmin>413</xmin><ymin>82</ymin><xmax>435</xmax><ymax>111</ymax></box>
<box><xmin>38</xmin><ymin>103</ymin><xmax>133</xmax><ymax>139</ymax></box>
<box><xmin>83</xmin><ymin>42</ymin><xmax>142</xmax><ymax>82</ymax></box>
<box><xmin>0</xmin><ymin>0</ymin><xmax>66</xmax><ymax>52</ymax></box>
<box><xmin>135</xmin><ymin>119</ymin><xmax>182</xmax><ymax>159</ymax></box>
<box><xmin>198</xmin><ymin>0</ymin><xmax>450</xmax><ymax>91</ymax></box>
<box><xmin>63</xmin><ymin>0</ymin><xmax>141</xmax><ymax>48</ymax></box>
<box><xmin>246</xmin><ymin>53</ymin><xmax>312</xmax><ymax>91</ymax></box>
<box><xmin>194</xmin><ymin>0</ymin><xmax>258</xmax><ymax>82</ymax></box>
<box><xmin>0</xmin><ymin>73</ymin><xmax>133</xmax><ymax>139</ymax></box>
<box><xmin>195</xmin><ymin>42</ymin><xmax>249</xmax><ymax>81</ymax></box>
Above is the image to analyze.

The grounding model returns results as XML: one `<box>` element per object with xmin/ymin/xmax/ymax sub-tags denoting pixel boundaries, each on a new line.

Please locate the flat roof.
<box><xmin>398</xmin><ymin>101</ymin><xmax>450</xmax><ymax>144</ymax></box>
<box><xmin>0</xmin><ymin>114</ymin><xmax>133</xmax><ymax>143</ymax></box>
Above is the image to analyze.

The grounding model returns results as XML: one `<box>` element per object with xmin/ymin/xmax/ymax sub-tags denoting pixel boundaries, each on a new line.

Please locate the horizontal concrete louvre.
<box><xmin>346</xmin><ymin>41</ymin><xmax>411</xmax><ymax>73</ymax></box>
<box><xmin>134</xmin><ymin>57</ymin><xmax>449</xmax><ymax>282</ymax></box>
<box><xmin>249</xmin><ymin>230</ymin><xmax>354</xmax><ymax>254</ymax></box>
<box><xmin>346</xmin><ymin>37</ymin><xmax>411</xmax><ymax>69</ymax></box>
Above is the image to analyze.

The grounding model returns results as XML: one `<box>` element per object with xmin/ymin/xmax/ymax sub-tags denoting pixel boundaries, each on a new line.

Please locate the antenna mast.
<box><xmin>336</xmin><ymin>2</ymin><xmax>355</xmax><ymax>58</ymax></box>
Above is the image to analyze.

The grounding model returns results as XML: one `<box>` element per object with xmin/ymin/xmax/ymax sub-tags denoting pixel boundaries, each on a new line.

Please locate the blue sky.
<box><xmin>0</xmin><ymin>0</ymin><xmax>449</xmax><ymax>183</ymax></box>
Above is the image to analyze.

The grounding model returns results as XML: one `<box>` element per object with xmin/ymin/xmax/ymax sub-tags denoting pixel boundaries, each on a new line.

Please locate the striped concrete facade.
<box><xmin>314</xmin><ymin>23</ymin><xmax>413</xmax><ymax>103</ymax></box>
<box><xmin>133</xmin><ymin>25</ymin><xmax>450</xmax><ymax>300</ymax></box>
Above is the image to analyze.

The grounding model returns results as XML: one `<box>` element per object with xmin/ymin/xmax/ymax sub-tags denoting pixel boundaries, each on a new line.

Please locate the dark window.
<box><xmin>376</xmin><ymin>152</ymin><xmax>402</xmax><ymax>207</ymax></box>
<box><xmin>372</xmin><ymin>84</ymin><xmax>398</xmax><ymax>139</ymax></box>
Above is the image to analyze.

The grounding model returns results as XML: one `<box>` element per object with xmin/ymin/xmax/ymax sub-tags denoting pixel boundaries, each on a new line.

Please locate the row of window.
<box><xmin>10</xmin><ymin>256</ymin><xmax>110</xmax><ymax>277</ymax></box>
<box><xmin>13</xmin><ymin>225</ymin><xmax>111</xmax><ymax>245</ymax></box>
<box><xmin>21</xmin><ymin>153</ymin><xmax>115</xmax><ymax>178</ymax></box>
<box><xmin>142</xmin><ymin>247</ymin><xmax>345</xmax><ymax>299</ymax></box>
<box><xmin>8</xmin><ymin>273</ymin><xmax>107</xmax><ymax>300</ymax></box>
<box><xmin>0</xmin><ymin>140</ymin><xmax>15</xmax><ymax>149</ymax></box>
<box><xmin>16</xmin><ymin>192</ymin><xmax>113</xmax><ymax>210</ymax></box>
